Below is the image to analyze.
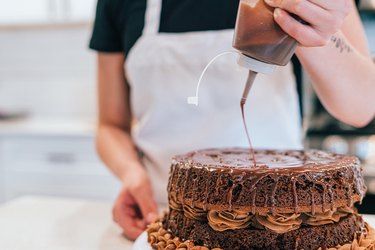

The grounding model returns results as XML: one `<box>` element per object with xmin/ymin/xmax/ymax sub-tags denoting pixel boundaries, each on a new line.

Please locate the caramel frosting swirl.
<box><xmin>180</xmin><ymin>204</ymin><xmax>354</xmax><ymax>233</ymax></box>
<box><xmin>183</xmin><ymin>204</ymin><xmax>206</xmax><ymax>221</ymax></box>
<box><xmin>256</xmin><ymin>212</ymin><xmax>302</xmax><ymax>233</ymax></box>
<box><xmin>169</xmin><ymin>197</ymin><xmax>183</xmax><ymax>211</ymax></box>
<box><xmin>208</xmin><ymin>210</ymin><xmax>253</xmax><ymax>232</ymax></box>
<box><xmin>304</xmin><ymin>207</ymin><xmax>353</xmax><ymax>226</ymax></box>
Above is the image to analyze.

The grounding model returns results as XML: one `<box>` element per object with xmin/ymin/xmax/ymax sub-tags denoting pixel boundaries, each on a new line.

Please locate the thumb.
<box><xmin>133</xmin><ymin>182</ymin><xmax>158</xmax><ymax>224</ymax></box>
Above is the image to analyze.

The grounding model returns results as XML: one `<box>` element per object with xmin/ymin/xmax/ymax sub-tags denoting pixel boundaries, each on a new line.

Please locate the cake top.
<box><xmin>169</xmin><ymin>148</ymin><xmax>365</xmax><ymax>214</ymax></box>
<box><xmin>173</xmin><ymin>148</ymin><xmax>358</xmax><ymax>173</ymax></box>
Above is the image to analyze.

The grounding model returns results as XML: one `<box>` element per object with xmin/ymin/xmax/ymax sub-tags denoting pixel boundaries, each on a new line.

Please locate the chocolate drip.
<box><xmin>203</xmin><ymin>171</ymin><xmax>210</xmax><ymax>211</ymax></box>
<box><xmin>312</xmin><ymin>182</ymin><xmax>316</xmax><ymax>215</ymax></box>
<box><xmin>215</xmin><ymin>171</ymin><xmax>223</xmax><ymax>196</ymax></box>
<box><xmin>182</xmin><ymin>168</ymin><xmax>190</xmax><ymax>206</ymax></box>
<box><xmin>316</xmin><ymin>181</ymin><xmax>327</xmax><ymax>212</ymax></box>
<box><xmin>292</xmin><ymin>177</ymin><xmax>299</xmax><ymax>213</ymax></box>
<box><xmin>174</xmin><ymin>166</ymin><xmax>182</xmax><ymax>203</ymax></box>
<box><xmin>169</xmin><ymin>164</ymin><xmax>177</xmax><ymax>202</ymax></box>
<box><xmin>249</xmin><ymin>176</ymin><xmax>263</xmax><ymax>214</ymax></box>
<box><xmin>344</xmin><ymin>182</ymin><xmax>352</xmax><ymax>207</ymax></box>
<box><xmin>270</xmin><ymin>175</ymin><xmax>280</xmax><ymax>215</ymax></box>
<box><xmin>327</xmin><ymin>185</ymin><xmax>334</xmax><ymax>211</ymax></box>
<box><xmin>227</xmin><ymin>184</ymin><xmax>235</xmax><ymax>211</ymax></box>
<box><xmin>251</xmin><ymin>190</ymin><xmax>257</xmax><ymax>215</ymax></box>
<box><xmin>192</xmin><ymin>176</ymin><xmax>198</xmax><ymax>208</ymax></box>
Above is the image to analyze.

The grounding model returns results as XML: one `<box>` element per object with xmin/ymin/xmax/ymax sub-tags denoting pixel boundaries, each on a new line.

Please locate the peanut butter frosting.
<box><xmin>207</xmin><ymin>210</ymin><xmax>253</xmax><ymax>232</ymax></box>
<box><xmin>147</xmin><ymin>218</ymin><xmax>375</xmax><ymax>250</ymax></box>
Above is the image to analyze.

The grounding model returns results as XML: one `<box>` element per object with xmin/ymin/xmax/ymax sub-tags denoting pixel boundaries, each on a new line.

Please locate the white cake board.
<box><xmin>133</xmin><ymin>231</ymin><xmax>153</xmax><ymax>250</ymax></box>
<box><xmin>132</xmin><ymin>215</ymin><xmax>375</xmax><ymax>250</ymax></box>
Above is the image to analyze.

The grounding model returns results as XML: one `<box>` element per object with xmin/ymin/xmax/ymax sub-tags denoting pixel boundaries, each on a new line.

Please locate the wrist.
<box><xmin>119</xmin><ymin>161</ymin><xmax>146</xmax><ymax>183</ymax></box>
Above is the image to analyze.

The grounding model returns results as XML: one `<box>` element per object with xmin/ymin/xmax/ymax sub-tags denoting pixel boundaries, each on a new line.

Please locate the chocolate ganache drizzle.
<box><xmin>168</xmin><ymin>148</ymin><xmax>366</xmax><ymax>215</ymax></box>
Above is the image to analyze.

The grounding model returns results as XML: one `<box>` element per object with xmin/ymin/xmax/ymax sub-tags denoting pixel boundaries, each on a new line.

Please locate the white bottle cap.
<box><xmin>237</xmin><ymin>54</ymin><xmax>276</xmax><ymax>74</ymax></box>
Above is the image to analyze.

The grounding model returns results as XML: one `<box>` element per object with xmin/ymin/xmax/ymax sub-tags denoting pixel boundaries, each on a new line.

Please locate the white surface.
<box><xmin>0</xmin><ymin>196</ymin><xmax>132</xmax><ymax>250</ymax></box>
<box><xmin>133</xmin><ymin>232</ymin><xmax>152</xmax><ymax>250</ymax></box>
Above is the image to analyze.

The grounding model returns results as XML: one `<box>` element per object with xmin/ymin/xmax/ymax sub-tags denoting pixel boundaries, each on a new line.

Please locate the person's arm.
<box><xmin>96</xmin><ymin>52</ymin><xmax>158</xmax><ymax>240</ymax></box>
<box><xmin>265</xmin><ymin>0</ymin><xmax>375</xmax><ymax>127</ymax></box>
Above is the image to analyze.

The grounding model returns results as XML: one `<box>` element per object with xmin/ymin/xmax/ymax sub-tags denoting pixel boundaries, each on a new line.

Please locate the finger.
<box><xmin>265</xmin><ymin>0</ymin><xmax>332</xmax><ymax>28</ymax></box>
<box><xmin>309</xmin><ymin>0</ymin><xmax>351</xmax><ymax>12</ymax></box>
<box><xmin>132</xmin><ymin>183</ymin><xmax>159</xmax><ymax>224</ymax></box>
<box><xmin>113</xmin><ymin>202</ymin><xmax>145</xmax><ymax>240</ymax></box>
<box><xmin>121</xmin><ymin>219</ymin><xmax>144</xmax><ymax>241</ymax></box>
<box><xmin>274</xmin><ymin>8</ymin><xmax>329</xmax><ymax>46</ymax></box>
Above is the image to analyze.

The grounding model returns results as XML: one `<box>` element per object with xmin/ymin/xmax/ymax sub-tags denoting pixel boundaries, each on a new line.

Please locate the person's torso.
<box><xmin>123</xmin><ymin>0</ymin><xmax>303</xmax><ymax>204</ymax></box>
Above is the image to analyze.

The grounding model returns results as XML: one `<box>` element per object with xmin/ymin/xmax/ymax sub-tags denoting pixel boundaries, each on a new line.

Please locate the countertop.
<box><xmin>0</xmin><ymin>196</ymin><xmax>374</xmax><ymax>250</ymax></box>
<box><xmin>0</xmin><ymin>196</ymin><xmax>131</xmax><ymax>250</ymax></box>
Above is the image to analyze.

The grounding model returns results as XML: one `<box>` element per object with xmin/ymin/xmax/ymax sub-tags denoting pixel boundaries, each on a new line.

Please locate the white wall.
<box><xmin>0</xmin><ymin>26</ymin><xmax>97</xmax><ymax>119</ymax></box>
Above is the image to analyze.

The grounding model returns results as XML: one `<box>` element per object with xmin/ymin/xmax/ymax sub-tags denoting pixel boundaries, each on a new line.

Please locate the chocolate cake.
<box><xmin>147</xmin><ymin>148</ymin><xmax>375</xmax><ymax>250</ymax></box>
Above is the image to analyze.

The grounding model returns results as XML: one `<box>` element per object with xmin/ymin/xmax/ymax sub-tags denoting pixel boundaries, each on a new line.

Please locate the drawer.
<box><xmin>2</xmin><ymin>135</ymin><xmax>98</xmax><ymax>162</ymax></box>
<box><xmin>2</xmin><ymin>135</ymin><xmax>109</xmax><ymax>175</ymax></box>
<box><xmin>4</xmin><ymin>171</ymin><xmax>120</xmax><ymax>201</ymax></box>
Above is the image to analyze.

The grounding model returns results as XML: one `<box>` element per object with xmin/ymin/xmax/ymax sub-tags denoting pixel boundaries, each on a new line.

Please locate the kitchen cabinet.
<box><xmin>0</xmin><ymin>119</ymin><xmax>120</xmax><ymax>203</ymax></box>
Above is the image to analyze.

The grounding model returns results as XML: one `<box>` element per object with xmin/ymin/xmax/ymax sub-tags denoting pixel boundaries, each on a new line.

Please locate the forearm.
<box><xmin>96</xmin><ymin>123</ymin><xmax>144</xmax><ymax>182</ymax></box>
<box><xmin>296</xmin><ymin>31</ymin><xmax>375</xmax><ymax>127</ymax></box>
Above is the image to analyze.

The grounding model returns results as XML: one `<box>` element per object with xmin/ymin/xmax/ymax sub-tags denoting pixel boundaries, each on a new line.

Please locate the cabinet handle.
<box><xmin>46</xmin><ymin>153</ymin><xmax>76</xmax><ymax>164</ymax></box>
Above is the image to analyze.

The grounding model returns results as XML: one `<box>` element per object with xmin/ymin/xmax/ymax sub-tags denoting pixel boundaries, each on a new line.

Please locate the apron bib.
<box><xmin>125</xmin><ymin>0</ymin><xmax>303</xmax><ymax>205</ymax></box>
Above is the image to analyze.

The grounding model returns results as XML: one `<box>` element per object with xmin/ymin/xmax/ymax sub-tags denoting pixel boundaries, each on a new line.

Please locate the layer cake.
<box><xmin>147</xmin><ymin>148</ymin><xmax>375</xmax><ymax>250</ymax></box>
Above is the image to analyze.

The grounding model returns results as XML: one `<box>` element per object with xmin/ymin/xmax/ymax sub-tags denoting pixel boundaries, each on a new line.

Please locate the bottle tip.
<box><xmin>187</xmin><ymin>96</ymin><xmax>199</xmax><ymax>106</ymax></box>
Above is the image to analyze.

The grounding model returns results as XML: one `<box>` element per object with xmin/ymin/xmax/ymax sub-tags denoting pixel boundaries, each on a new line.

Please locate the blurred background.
<box><xmin>0</xmin><ymin>0</ymin><xmax>374</xmax><ymax>213</ymax></box>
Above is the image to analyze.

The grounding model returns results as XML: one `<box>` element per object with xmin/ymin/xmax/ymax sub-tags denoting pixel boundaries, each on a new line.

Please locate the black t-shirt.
<box><xmin>89</xmin><ymin>0</ymin><xmax>239</xmax><ymax>55</ymax></box>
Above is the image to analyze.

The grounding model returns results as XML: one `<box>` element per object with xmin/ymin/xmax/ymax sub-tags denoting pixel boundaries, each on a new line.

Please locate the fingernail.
<box><xmin>264</xmin><ymin>0</ymin><xmax>275</xmax><ymax>5</ymax></box>
<box><xmin>274</xmin><ymin>8</ymin><xmax>282</xmax><ymax>19</ymax></box>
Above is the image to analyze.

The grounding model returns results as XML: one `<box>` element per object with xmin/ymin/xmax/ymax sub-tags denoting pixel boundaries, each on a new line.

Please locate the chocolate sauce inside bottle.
<box><xmin>241</xmin><ymin>70</ymin><xmax>258</xmax><ymax>166</ymax></box>
<box><xmin>233</xmin><ymin>0</ymin><xmax>298</xmax><ymax>66</ymax></box>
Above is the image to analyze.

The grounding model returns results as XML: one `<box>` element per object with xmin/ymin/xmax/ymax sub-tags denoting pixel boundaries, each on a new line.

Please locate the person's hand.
<box><xmin>264</xmin><ymin>0</ymin><xmax>352</xmax><ymax>46</ymax></box>
<box><xmin>112</xmin><ymin>167</ymin><xmax>158</xmax><ymax>240</ymax></box>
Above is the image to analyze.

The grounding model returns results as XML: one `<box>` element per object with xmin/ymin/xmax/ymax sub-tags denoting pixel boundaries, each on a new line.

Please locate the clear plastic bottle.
<box><xmin>233</xmin><ymin>0</ymin><xmax>298</xmax><ymax>67</ymax></box>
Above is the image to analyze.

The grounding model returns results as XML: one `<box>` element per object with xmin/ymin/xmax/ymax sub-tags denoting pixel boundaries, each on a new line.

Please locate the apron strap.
<box><xmin>143</xmin><ymin>0</ymin><xmax>162</xmax><ymax>36</ymax></box>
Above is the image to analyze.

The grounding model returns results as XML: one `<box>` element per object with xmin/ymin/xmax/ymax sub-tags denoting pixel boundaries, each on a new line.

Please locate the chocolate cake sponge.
<box><xmin>163</xmin><ymin>209</ymin><xmax>366</xmax><ymax>250</ymax></box>
<box><xmin>167</xmin><ymin>148</ymin><xmax>366</xmax><ymax>214</ymax></box>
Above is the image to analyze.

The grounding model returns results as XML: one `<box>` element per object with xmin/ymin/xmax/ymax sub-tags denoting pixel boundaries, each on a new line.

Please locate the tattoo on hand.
<box><xmin>331</xmin><ymin>36</ymin><xmax>352</xmax><ymax>53</ymax></box>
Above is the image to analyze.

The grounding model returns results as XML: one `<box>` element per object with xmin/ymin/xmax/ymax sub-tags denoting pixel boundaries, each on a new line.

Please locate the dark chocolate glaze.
<box><xmin>167</xmin><ymin>148</ymin><xmax>366</xmax><ymax>214</ymax></box>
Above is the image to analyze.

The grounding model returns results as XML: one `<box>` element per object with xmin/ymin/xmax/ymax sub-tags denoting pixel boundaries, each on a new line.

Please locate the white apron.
<box><xmin>125</xmin><ymin>0</ymin><xmax>303</xmax><ymax>205</ymax></box>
